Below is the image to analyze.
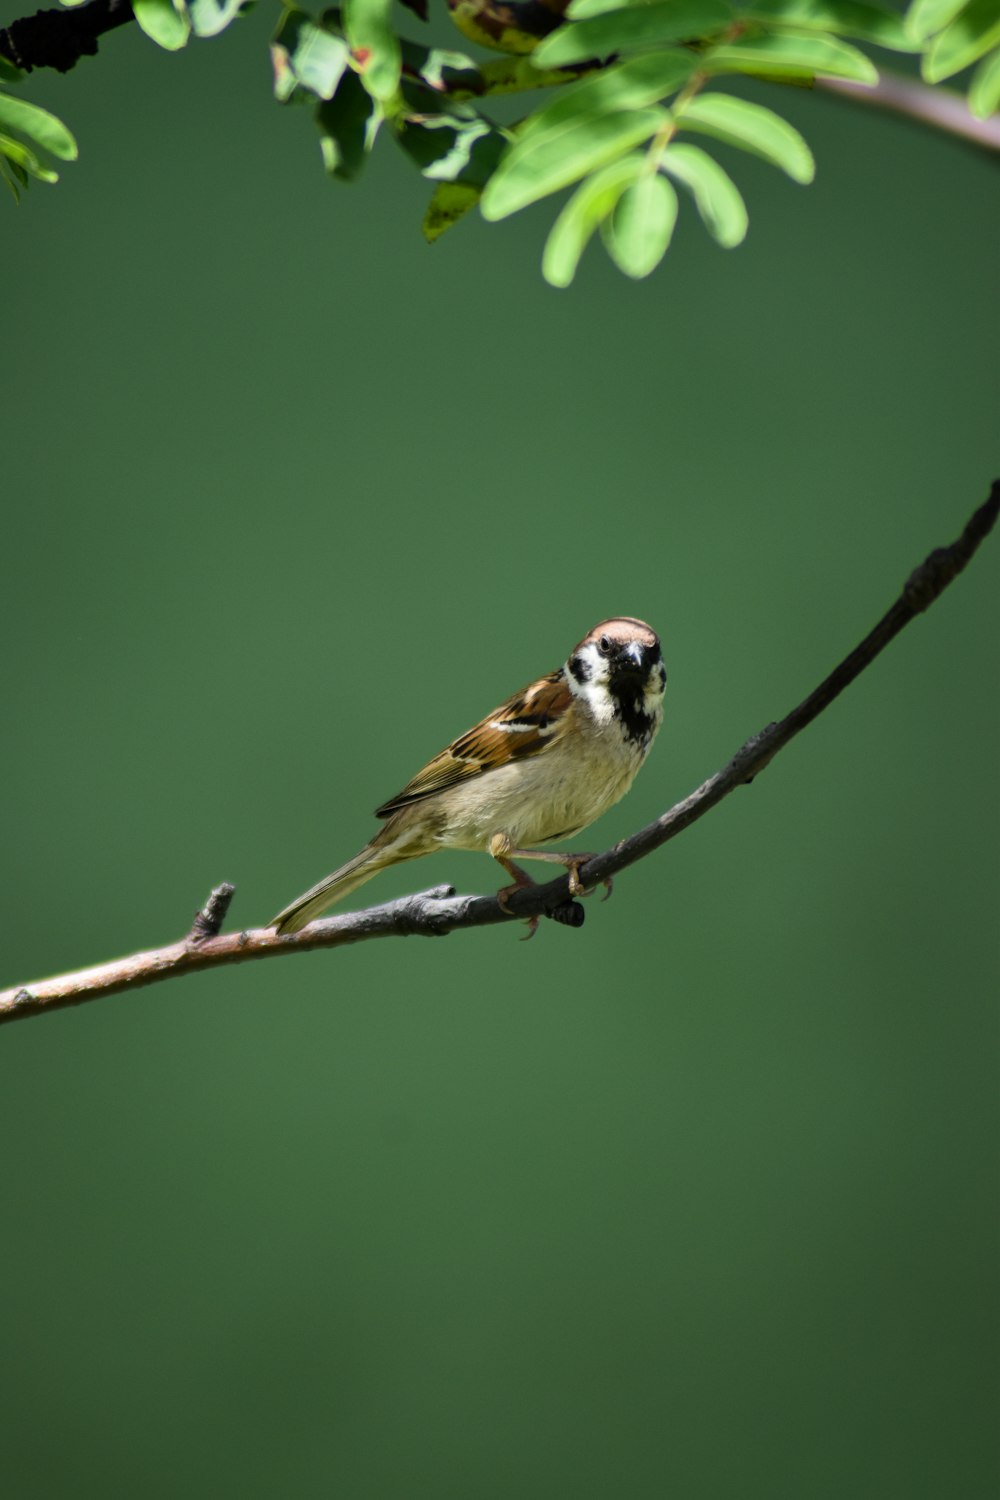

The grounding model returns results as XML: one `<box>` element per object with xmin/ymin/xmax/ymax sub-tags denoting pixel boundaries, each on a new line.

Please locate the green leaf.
<box><xmin>519</xmin><ymin>50</ymin><xmax>694</xmax><ymax>142</ymax></box>
<box><xmin>542</xmin><ymin>154</ymin><xmax>644</xmax><ymax>285</ymax></box>
<box><xmin>923</xmin><ymin>0</ymin><xmax>1000</xmax><ymax>80</ymax></box>
<box><xmin>745</xmin><ymin>0</ymin><xmax>917</xmax><ymax>50</ymax></box>
<box><xmin>316</xmin><ymin>68</ymin><xmax>382</xmax><ymax>180</ymax></box>
<box><xmin>482</xmin><ymin>106</ymin><xmax>668</xmax><ymax>219</ymax></box>
<box><xmin>566</xmin><ymin>0</ymin><xmax>638</xmax><ymax>16</ymax></box>
<box><xmin>601</xmin><ymin>170</ymin><xmax>678</xmax><ymax>277</ymax></box>
<box><xmin>423</xmin><ymin>181</ymin><xmax>481</xmax><ymax>241</ymax></box>
<box><xmin>272</xmin><ymin>10</ymin><xmax>351</xmax><ymax>102</ymax></box>
<box><xmin>704</xmin><ymin>26</ymin><xmax>879</xmax><ymax>81</ymax></box>
<box><xmin>0</xmin><ymin>58</ymin><xmax>26</xmax><ymax>84</ymax></box>
<box><xmin>905</xmin><ymin>0</ymin><xmax>968</xmax><ymax>42</ymax></box>
<box><xmin>662</xmin><ymin>140</ymin><xmax>748</xmax><ymax>245</ymax></box>
<box><xmin>399</xmin><ymin>41</ymin><xmax>482</xmax><ymax>96</ymax></box>
<box><xmin>5</xmin><ymin>153</ymin><xmax>29</xmax><ymax>192</ymax></box>
<box><xmin>533</xmin><ymin>0</ymin><xmax>733</xmax><ymax>70</ymax></box>
<box><xmin>676</xmin><ymin>91</ymin><xmax>814</xmax><ymax>181</ymax></box>
<box><xmin>132</xmin><ymin>0</ymin><xmax>192</xmax><ymax>50</ymax></box>
<box><xmin>397</xmin><ymin>110</ymin><xmax>507</xmax><ymax>183</ymax></box>
<box><xmin>0</xmin><ymin>131</ymin><xmax>59</xmax><ymax>182</ymax></box>
<box><xmin>0</xmin><ymin>153</ymin><xmax>23</xmax><ymax>202</ymax></box>
<box><xmin>0</xmin><ymin>92</ymin><xmax>78</xmax><ymax>160</ymax></box>
<box><xmin>343</xmin><ymin>0</ymin><xmax>401</xmax><ymax>102</ymax></box>
<box><xmin>187</xmin><ymin>0</ymin><xmax>250</xmax><ymax>36</ymax></box>
<box><xmin>968</xmin><ymin>40</ymin><xmax>1000</xmax><ymax>112</ymax></box>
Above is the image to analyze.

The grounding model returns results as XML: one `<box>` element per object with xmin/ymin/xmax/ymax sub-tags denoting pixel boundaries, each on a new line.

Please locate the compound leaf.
<box><xmin>600</xmin><ymin>169</ymin><xmax>678</xmax><ymax>277</ymax></box>
<box><xmin>705</xmin><ymin>26</ymin><xmax>879</xmax><ymax>80</ymax></box>
<box><xmin>133</xmin><ymin>0</ymin><xmax>191</xmax><ymax>50</ymax></box>
<box><xmin>661</xmin><ymin>139</ymin><xmax>748</xmax><ymax>245</ymax></box>
<box><xmin>676</xmin><ymin>92</ymin><xmax>815</xmax><ymax>181</ymax></box>
<box><xmin>533</xmin><ymin>0</ymin><xmax>733</xmax><ymax>70</ymax></box>
<box><xmin>482</xmin><ymin>106</ymin><xmax>668</xmax><ymax>219</ymax></box>
<box><xmin>542</xmin><ymin>153</ymin><xmax>644</xmax><ymax>285</ymax></box>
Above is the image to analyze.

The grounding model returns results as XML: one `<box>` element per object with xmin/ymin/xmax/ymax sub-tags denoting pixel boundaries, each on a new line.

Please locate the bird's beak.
<box><xmin>613</xmin><ymin>641</ymin><xmax>647</xmax><ymax>681</ymax></box>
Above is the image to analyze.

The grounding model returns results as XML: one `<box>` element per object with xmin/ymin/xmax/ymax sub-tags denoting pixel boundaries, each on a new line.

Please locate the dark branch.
<box><xmin>1</xmin><ymin>481</ymin><xmax>996</xmax><ymax>1026</ymax></box>
<box><xmin>0</xmin><ymin>0</ymin><xmax>133</xmax><ymax>74</ymax></box>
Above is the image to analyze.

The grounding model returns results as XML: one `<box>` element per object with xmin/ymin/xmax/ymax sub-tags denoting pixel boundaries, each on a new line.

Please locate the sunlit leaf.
<box><xmin>542</xmin><ymin>153</ymin><xmax>644</xmax><ymax>285</ymax></box>
<box><xmin>745</xmin><ymin>0</ymin><xmax>916</xmax><ymax>49</ymax></box>
<box><xmin>705</xmin><ymin>26</ymin><xmax>879</xmax><ymax>80</ymax></box>
<box><xmin>0</xmin><ymin>92</ymin><xmax>78</xmax><ymax>159</ymax></box>
<box><xmin>601</xmin><ymin>170</ymin><xmax>678</xmax><ymax>277</ymax></box>
<box><xmin>133</xmin><ymin>0</ymin><xmax>191</xmax><ymax>50</ymax></box>
<box><xmin>316</xmin><ymin>68</ymin><xmax>382</xmax><ymax>179</ymax></box>
<box><xmin>923</xmin><ymin>0</ymin><xmax>1000</xmax><ymax>80</ymax></box>
<box><xmin>397</xmin><ymin>109</ymin><xmax>507</xmax><ymax>181</ymax></box>
<box><xmin>272</xmin><ymin>11</ymin><xmax>351</xmax><ymax>102</ymax></box>
<box><xmin>676</xmin><ymin>92</ymin><xmax>815</xmax><ymax>181</ymax></box>
<box><xmin>519</xmin><ymin>50</ymin><xmax>694</xmax><ymax>142</ymax></box>
<box><xmin>482</xmin><ymin>106</ymin><xmax>668</xmax><ymax>219</ymax></box>
<box><xmin>399</xmin><ymin>41</ymin><xmax>482</xmax><ymax>95</ymax></box>
<box><xmin>566</xmin><ymin>0</ymin><xmax>638</xmax><ymax>16</ymax></box>
<box><xmin>661</xmin><ymin>140</ymin><xmax>748</xmax><ymax>245</ymax></box>
<box><xmin>533</xmin><ymin>0</ymin><xmax>733</xmax><ymax>70</ymax></box>
<box><xmin>905</xmin><ymin>0</ymin><xmax>968</xmax><ymax>42</ymax></box>
<box><xmin>968</xmin><ymin>41</ymin><xmax>1000</xmax><ymax>113</ymax></box>
<box><xmin>344</xmin><ymin>0</ymin><xmax>401</xmax><ymax>102</ymax></box>
<box><xmin>187</xmin><ymin>0</ymin><xmax>251</xmax><ymax>37</ymax></box>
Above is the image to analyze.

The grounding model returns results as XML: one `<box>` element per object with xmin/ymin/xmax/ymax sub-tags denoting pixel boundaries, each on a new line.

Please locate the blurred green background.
<box><xmin>2</xmin><ymin>8</ymin><xmax>998</xmax><ymax>1497</ymax></box>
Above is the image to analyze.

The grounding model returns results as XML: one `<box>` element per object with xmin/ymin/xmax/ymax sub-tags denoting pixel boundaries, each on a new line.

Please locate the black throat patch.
<box><xmin>611</xmin><ymin>688</ymin><xmax>656</xmax><ymax>746</ymax></box>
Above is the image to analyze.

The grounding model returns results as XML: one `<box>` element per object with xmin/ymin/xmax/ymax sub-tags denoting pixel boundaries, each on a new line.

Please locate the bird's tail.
<box><xmin>269</xmin><ymin>836</ymin><xmax>406</xmax><ymax>935</ymax></box>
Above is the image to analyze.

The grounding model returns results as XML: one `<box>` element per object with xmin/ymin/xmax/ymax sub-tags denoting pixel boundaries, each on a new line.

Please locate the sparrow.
<box><xmin>270</xmin><ymin>617</ymin><xmax>666</xmax><ymax>936</ymax></box>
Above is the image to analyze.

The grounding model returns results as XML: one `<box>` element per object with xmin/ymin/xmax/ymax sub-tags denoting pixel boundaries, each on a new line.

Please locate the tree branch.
<box><xmin>2</xmin><ymin>481</ymin><xmax>997</xmax><ymax>1026</ymax></box>
<box><xmin>816</xmin><ymin>70</ymin><xmax>1000</xmax><ymax>156</ymax></box>
<box><xmin>0</xmin><ymin>0</ymin><xmax>133</xmax><ymax>74</ymax></box>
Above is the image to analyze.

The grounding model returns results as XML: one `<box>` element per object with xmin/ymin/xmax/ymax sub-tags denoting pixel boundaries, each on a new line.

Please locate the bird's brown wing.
<box><xmin>374</xmin><ymin>670</ymin><xmax>570</xmax><ymax>818</ymax></box>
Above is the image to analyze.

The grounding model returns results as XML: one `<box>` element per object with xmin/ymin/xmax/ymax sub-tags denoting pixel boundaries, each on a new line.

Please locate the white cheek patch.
<box><xmin>576</xmin><ymin>677</ymin><xmax>617</xmax><ymax>725</ymax></box>
<box><xmin>568</xmin><ymin>643</ymin><xmax>609</xmax><ymax>691</ymax></box>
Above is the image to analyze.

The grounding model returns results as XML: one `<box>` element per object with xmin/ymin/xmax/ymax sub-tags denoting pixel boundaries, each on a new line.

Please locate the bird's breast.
<box><xmin>433</xmin><ymin>706</ymin><xmax>658</xmax><ymax>852</ymax></box>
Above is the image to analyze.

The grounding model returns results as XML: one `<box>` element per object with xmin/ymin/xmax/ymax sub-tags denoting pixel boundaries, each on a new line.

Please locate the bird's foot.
<box><xmin>492</xmin><ymin>841</ymin><xmax>542</xmax><ymax>940</ymax></box>
<box><xmin>496</xmin><ymin>878</ymin><xmax>541</xmax><ymax>940</ymax></box>
<box><xmin>562</xmin><ymin>855</ymin><xmax>612</xmax><ymax>902</ymax></box>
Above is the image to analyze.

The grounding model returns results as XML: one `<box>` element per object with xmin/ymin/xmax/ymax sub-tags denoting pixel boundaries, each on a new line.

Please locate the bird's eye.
<box><xmin>598</xmin><ymin>635</ymin><xmax>612</xmax><ymax>656</ymax></box>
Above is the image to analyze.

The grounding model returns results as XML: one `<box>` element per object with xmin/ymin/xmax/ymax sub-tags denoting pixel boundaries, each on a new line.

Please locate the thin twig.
<box><xmin>815</xmin><ymin>70</ymin><xmax>1000</xmax><ymax>156</ymax></box>
<box><xmin>1</xmin><ymin>482</ymin><xmax>996</xmax><ymax>1026</ymax></box>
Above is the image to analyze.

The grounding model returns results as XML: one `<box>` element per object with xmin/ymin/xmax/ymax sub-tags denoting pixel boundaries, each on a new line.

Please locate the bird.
<box><xmin>269</xmin><ymin>617</ymin><xmax>666</xmax><ymax>937</ymax></box>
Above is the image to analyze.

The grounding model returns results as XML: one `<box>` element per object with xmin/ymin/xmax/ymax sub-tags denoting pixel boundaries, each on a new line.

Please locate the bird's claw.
<box><xmin>565</xmin><ymin>857</ymin><xmax>613</xmax><ymax>903</ymax></box>
<box><xmin>497</xmin><ymin>880</ymin><xmax>540</xmax><ymax>940</ymax></box>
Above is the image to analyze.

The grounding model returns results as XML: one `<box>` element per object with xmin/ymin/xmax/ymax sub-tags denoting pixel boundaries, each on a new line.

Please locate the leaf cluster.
<box><xmin>266</xmin><ymin>0</ymin><xmax>907</xmax><ymax>283</ymax></box>
<box><xmin>908</xmin><ymin>0</ymin><xmax>1000</xmax><ymax>116</ymax></box>
<box><xmin>2</xmin><ymin>0</ymin><xmax>998</xmax><ymax>281</ymax></box>
<box><xmin>0</xmin><ymin>55</ymin><xmax>77</xmax><ymax>200</ymax></box>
